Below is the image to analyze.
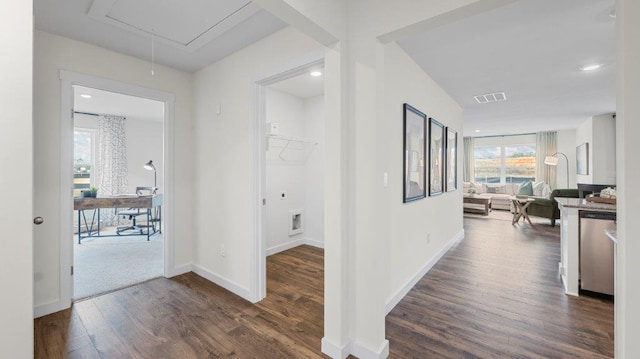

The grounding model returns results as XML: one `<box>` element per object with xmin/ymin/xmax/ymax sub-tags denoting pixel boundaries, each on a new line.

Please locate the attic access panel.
<box><xmin>88</xmin><ymin>0</ymin><xmax>259</xmax><ymax>52</ymax></box>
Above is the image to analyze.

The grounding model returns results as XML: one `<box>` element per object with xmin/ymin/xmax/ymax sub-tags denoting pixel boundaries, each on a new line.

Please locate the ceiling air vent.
<box><xmin>474</xmin><ymin>92</ymin><xmax>507</xmax><ymax>104</ymax></box>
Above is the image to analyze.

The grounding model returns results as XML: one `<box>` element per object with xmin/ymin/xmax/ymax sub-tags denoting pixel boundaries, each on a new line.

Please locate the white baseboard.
<box><xmin>34</xmin><ymin>299</ymin><xmax>68</xmax><ymax>318</ymax></box>
<box><xmin>266</xmin><ymin>237</ymin><xmax>325</xmax><ymax>256</ymax></box>
<box><xmin>304</xmin><ymin>238</ymin><xmax>324</xmax><ymax>249</ymax></box>
<box><xmin>266</xmin><ymin>238</ymin><xmax>305</xmax><ymax>256</ymax></box>
<box><xmin>191</xmin><ymin>264</ymin><xmax>252</xmax><ymax>302</ymax></box>
<box><xmin>385</xmin><ymin>229</ymin><xmax>465</xmax><ymax>314</ymax></box>
<box><xmin>167</xmin><ymin>263</ymin><xmax>192</xmax><ymax>277</ymax></box>
<box><xmin>351</xmin><ymin>340</ymin><xmax>390</xmax><ymax>359</ymax></box>
<box><xmin>321</xmin><ymin>337</ymin><xmax>351</xmax><ymax>359</ymax></box>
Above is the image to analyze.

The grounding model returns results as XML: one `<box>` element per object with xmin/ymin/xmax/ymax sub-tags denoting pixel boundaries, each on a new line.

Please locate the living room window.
<box><xmin>473</xmin><ymin>135</ymin><xmax>536</xmax><ymax>184</ymax></box>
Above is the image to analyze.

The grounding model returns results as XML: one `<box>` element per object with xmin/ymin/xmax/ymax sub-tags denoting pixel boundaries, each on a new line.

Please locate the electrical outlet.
<box><xmin>220</xmin><ymin>244</ymin><xmax>226</xmax><ymax>257</ymax></box>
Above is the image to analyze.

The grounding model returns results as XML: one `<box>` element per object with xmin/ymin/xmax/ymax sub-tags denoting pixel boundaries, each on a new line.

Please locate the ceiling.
<box><xmin>397</xmin><ymin>0</ymin><xmax>617</xmax><ymax>137</ymax></box>
<box><xmin>35</xmin><ymin>0</ymin><xmax>287</xmax><ymax>73</ymax></box>
<box><xmin>38</xmin><ymin>0</ymin><xmax>616</xmax><ymax>137</ymax></box>
<box><xmin>74</xmin><ymin>86</ymin><xmax>164</xmax><ymax>122</ymax></box>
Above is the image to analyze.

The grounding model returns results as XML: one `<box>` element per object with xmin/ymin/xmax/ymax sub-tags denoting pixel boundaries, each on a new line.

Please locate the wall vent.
<box><xmin>474</xmin><ymin>92</ymin><xmax>507</xmax><ymax>104</ymax></box>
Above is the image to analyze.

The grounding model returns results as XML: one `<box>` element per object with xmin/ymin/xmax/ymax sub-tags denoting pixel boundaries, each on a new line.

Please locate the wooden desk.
<box><xmin>74</xmin><ymin>194</ymin><xmax>163</xmax><ymax>243</ymax></box>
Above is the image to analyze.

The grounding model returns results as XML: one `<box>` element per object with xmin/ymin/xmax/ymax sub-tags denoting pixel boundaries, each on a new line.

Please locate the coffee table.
<box><xmin>511</xmin><ymin>196</ymin><xmax>536</xmax><ymax>225</ymax></box>
<box><xmin>463</xmin><ymin>194</ymin><xmax>491</xmax><ymax>215</ymax></box>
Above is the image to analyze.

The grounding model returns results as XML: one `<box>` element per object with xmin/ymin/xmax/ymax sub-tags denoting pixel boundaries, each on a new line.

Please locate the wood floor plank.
<box><xmin>35</xmin><ymin>218</ymin><xmax>613</xmax><ymax>358</ymax></box>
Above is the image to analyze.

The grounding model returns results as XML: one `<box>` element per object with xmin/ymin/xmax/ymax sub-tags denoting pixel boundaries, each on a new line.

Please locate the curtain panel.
<box><xmin>463</xmin><ymin>137</ymin><xmax>475</xmax><ymax>182</ymax></box>
<box><xmin>535</xmin><ymin>131</ymin><xmax>557</xmax><ymax>189</ymax></box>
<box><xmin>97</xmin><ymin>114</ymin><xmax>128</xmax><ymax>225</ymax></box>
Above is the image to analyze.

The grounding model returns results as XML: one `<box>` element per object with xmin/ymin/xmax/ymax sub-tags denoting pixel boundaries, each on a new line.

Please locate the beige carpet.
<box><xmin>73</xmin><ymin>228</ymin><xmax>163</xmax><ymax>300</ymax></box>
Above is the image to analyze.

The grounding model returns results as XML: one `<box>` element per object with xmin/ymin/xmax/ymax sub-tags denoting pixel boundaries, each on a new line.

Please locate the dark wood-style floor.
<box><xmin>34</xmin><ymin>245</ymin><xmax>326</xmax><ymax>358</ymax></box>
<box><xmin>35</xmin><ymin>215</ymin><xmax>613</xmax><ymax>358</ymax></box>
<box><xmin>387</xmin><ymin>215</ymin><xmax>614</xmax><ymax>358</ymax></box>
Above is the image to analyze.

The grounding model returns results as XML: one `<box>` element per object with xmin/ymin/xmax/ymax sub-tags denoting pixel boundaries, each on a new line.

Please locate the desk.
<box><xmin>74</xmin><ymin>194</ymin><xmax>163</xmax><ymax>244</ymax></box>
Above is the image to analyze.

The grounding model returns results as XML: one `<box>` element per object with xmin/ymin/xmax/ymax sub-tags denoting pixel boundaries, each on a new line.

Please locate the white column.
<box><xmin>615</xmin><ymin>0</ymin><xmax>640</xmax><ymax>357</ymax></box>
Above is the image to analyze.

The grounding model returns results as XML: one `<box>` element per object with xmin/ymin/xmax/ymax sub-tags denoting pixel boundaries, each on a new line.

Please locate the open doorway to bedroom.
<box><xmin>72</xmin><ymin>85</ymin><xmax>164</xmax><ymax>300</ymax></box>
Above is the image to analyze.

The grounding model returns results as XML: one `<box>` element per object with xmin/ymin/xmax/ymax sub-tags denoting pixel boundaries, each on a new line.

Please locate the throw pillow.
<box><xmin>518</xmin><ymin>181</ymin><xmax>533</xmax><ymax>196</ymax></box>
<box><xmin>486</xmin><ymin>186</ymin><xmax>497</xmax><ymax>194</ymax></box>
<box><xmin>532</xmin><ymin>181</ymin><xmax>545</xmax><ymax>197</ymax></box>
<box><xmin>541</xmin><ymin>184</ymin><xmax>552</xmax><ymax>198</ymax></box>
<box><xmin>472</xmin><ymin>182</ymin><xmax>484</xmax><ymax>194</ymax></box>
<box><xmin>495</xmin><ymin>185</ymin><xmax>507</xmax><ymax>194</ymax></box>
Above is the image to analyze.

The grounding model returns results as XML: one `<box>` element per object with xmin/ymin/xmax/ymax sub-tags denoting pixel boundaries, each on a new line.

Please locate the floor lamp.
<box><xmin>544</xmin><ymin>152</ymin><xmax>569</xmax><ymax>188</ymax></box>
<box><xmin>144</xmin><ymin>160</ymin><xmax>157</xmax><ymax>188</ymax></box>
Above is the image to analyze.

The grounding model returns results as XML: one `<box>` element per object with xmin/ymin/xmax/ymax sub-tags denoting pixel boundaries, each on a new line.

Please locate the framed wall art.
<box><xmin>445</xmin><ymin>127</ymin><xmax>457</xmax><ymax>192</ymax></box>
<box><xmin>429</xmin><ymin>118</ymin><xmax>444</xmax><ymax>196</ymax></box>
<box><xmin>403</xmin><ymin>104</ymin><xmax>426</xmax><ymax>203</ymax></box>
<box><xmin>576</xmin><ymin>142</ymin><xmax>589</xmax><ymax>175</ymax></box>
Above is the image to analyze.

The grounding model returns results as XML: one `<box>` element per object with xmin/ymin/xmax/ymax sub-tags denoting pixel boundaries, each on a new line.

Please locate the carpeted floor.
<box><xmin>73</xmin><ymin>228</ymin><xmax>163</xmax><ymax>300</ymax></box>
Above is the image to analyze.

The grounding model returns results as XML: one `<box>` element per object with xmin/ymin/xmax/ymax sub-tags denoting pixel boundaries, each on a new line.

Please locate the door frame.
<box><xmin>250</xmin><ymin>51</ymin><xmax>325</xmax><ymax>301</ymax></box>
<box><xmin>59</xmin><ymin>70</ymin><xmax>176</xmax><ymax>307</ymax></box>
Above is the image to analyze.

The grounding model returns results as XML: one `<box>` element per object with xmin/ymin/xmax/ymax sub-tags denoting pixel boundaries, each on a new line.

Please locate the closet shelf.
<box><xmin>266</xmin><ymin>134</ymin><xmax>318</xmax><ymax>162</ymax></box>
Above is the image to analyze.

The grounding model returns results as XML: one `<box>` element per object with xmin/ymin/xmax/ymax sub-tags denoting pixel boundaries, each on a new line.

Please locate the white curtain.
<box><xmin>97</xmin><ymin>114</ymin><xmax>128</xmax><ymax>225</ymax></box>
<box><xmin>463</xmin><ymin>137</ymin><xmax>475</xmax><ymax>182</ymax></box>
<box><xmin>536</xmin><ymin>131</ymin><xmax>557</xmax><ymax>188</ymax></box>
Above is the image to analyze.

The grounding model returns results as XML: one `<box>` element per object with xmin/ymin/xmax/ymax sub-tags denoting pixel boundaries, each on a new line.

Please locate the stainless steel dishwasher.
<box><xmin>579</xmin><ymin>211</ymin><xmax>616</xmax><ymax>295</ymax></box>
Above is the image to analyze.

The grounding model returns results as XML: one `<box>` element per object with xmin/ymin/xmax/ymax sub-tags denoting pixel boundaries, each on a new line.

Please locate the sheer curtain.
<box><xmin>97</xmin><ymin>114</ymin><xmax>128</xmax><ymax>225</ymax></box>
<box><xmin>463</xmin><ymin>137</ymin><xmax>475</xmax><ymax>182</ymax></box>
<box><xmin>536</xmin><ymin>131</ymin><xmax>557</xmax><ymax>188</ymax></box>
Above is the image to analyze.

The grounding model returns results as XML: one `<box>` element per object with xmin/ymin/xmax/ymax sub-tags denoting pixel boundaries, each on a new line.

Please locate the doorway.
<box><xmin>58</xmin><ymin>70</ymin><xmax>176</xmax><ymax>310</ymax></box>
<box><xmin>72</xmin><ymin>85</ymin><xmax>165</xmax><ymax>300</ymax></box>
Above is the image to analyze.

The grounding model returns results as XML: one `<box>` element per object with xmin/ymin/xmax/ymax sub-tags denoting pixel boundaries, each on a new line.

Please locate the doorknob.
<box><xmin>33</xmin><ymin>217</ymin><xmax>44</xmax><ymax>225</ymax></box>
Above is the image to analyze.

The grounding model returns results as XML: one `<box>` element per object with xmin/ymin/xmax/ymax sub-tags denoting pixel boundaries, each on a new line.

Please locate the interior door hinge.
<box><xmin>71</xmin><ymin>266</ymin><xmax>74</xmax><ymax>276</ymax></box>
<box><xmin>262</xmin><ymin>198</ymin><xmax>266</xmax><ymax>205</ymax></box>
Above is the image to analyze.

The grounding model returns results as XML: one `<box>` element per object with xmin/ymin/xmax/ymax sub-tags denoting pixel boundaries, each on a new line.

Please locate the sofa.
<box><xmin>527</xmin><ymin>188</ymin><xmax>580</xmax><ymax>226</ymax></box>
<box><xmin>463</xmin><ymin>182</ymin><xmax>521</xmax><ymax>211</ymax></box>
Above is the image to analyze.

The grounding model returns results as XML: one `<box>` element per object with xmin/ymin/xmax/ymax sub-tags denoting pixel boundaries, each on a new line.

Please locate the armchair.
<box><xmin>527</xmin><ymin>189</ymin><xmax>580</xmax><ymax>226</ymax></box>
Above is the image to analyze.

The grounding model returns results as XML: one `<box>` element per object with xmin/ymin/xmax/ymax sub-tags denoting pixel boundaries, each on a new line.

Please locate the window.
<box><xmin>474</xmin><ymin>137</ymin><xmax>536</xmax><ymax>184</ymax></box>
<box><xmin>74</xmin><ymin>129</ymin><xmax>95</xmax><ymax>197</ymax></box>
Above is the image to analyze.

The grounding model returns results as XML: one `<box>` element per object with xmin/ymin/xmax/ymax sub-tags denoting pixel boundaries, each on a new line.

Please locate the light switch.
<box><xmin>383</xmin><ymin>172</ymin><xmax>388</xmax><ymax>187</ymax></box>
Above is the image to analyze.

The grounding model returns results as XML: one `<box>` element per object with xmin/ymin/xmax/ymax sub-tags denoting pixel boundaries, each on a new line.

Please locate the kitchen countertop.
<box><xmin>555</xmin><ymin>197</ymin><xmax>617</xmax><ymax>212</ymax></box>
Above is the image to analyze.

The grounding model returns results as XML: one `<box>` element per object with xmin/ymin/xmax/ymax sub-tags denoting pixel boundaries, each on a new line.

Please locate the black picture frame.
<box><xmin>429</xmin><ymin>118</ymin><xmax>445</xmax><ymax>196</ymax></box>
<box><xmin>403</xmin><ymin>104</ymin><xmax>427</xmax><ymax>203</ymax></box>
<box><xmin>576</xmin><ymin>142</ymin><xmax>589</xmax><ymax>175</ymax></box>
<box><xmin>445</xmin><ymin>127</ymin><xmax>457</xmax><ymax>192</ymax></box>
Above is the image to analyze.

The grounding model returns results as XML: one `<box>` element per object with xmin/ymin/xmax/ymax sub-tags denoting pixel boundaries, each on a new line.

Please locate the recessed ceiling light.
<box><xmin>580</xmin><ymin>64</ymin><xmax>602</xmax><ymax>71</ymax></box>
<box><xmin>310</xmin><ymin>71</ymin><xmax>322</xmax><ymax>77</ymax></box>
<box><xmin>80</xmin><ymin>94</ymin><xmax>92</xmax><ymax>99</ymax></box>
<box><xmin>609</xmin><ymin>9</ymin><xmax>616</xmax><ymax>18</ymax></box>
<box><xmin>475</xmin><ymin>129</ymin><xmax>481</xmax><ymax>133</ymax></box>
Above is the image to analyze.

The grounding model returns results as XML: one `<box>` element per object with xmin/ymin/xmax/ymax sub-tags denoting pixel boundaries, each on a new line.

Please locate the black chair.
<box><xmin>116</xmin><ymin>187</ymin><xmax>157</xmax><ymax>235</ymax></box>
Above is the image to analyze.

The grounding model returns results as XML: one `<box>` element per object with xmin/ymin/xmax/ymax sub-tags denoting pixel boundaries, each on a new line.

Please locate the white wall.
<box><xmin>266</xmin><ymin>89</ymin><xmax>306</xmax><ymax>251</ymax></box>
<box><xmin>575</xmin><ymin>114</ymin><xmax>616</xmax><ymax>185</ymax></box>
<box><xmin>33</xmin><ymin>31</ymin><xmax>193</xmax><ymax>312</ymax></box>
<box><xmin>0</xmin><ymin>0</ymin><xmax>33</xmax><ymax>356</ymax></box>
<box><xmin>382</xmin><ymin>42</ymin><xmax>464</xmax><ymax>306</ymax></box>
<box><xmin>556</xmin><ymin>129</ymin><xmax>577</xmax><ymax>188</ymax></box>
<box><xmin>303</xmin><ymin>95</ymin><xmax>325</xmax><ymax>246</ymax></box>
<box><xmin>616</xmin><ymin>0</ymin><xmax>640</xmax><ymax>356</ymax></box>
<box><xmin>75</xmin><ymin>114</ymin><xmax>164</xmax><ymax>193</ymax></box>
<box><xmin>192</xmin><ymin>27</ymin><xmax>324</xmax><ymax>298</ymax></box>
